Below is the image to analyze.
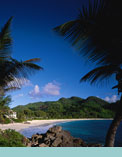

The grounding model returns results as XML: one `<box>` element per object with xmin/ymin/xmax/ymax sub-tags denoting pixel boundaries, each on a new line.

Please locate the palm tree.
<box><xmin>80</xmin><ymin>64</ymin><xmax>122</xmax><ymax>147</ymax></box>
<box><xmin>0</xmin><ymin>57</ymin><xmax>42</xmax><ymax>95</ymax></box>
<box><xmin>0</xmin><ymin>17</ymin><xmax>43</xmax><ymax>96</ymax></box>
<box><xmin>54</xmin><ymin>0</ymin><xmax>122</xmax><ymax>146</ymax></box>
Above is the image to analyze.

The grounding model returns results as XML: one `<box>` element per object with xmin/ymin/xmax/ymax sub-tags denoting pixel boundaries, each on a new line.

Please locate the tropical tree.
<box><xmin>0</xmin><ymin>17</ymin><xmax>43</xmax><ymax>96</ymax></box>
<box><xmin>54</xmin><ymin>0</ymin><xmax>122</xmax><ymax>146</ymax></box>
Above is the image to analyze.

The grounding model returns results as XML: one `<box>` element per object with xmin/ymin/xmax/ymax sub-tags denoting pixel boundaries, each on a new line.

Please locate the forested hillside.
<box><xmin>13</xmin><ymin>96</ymin><xmax>118</xmax><ymax>119</ymax></box>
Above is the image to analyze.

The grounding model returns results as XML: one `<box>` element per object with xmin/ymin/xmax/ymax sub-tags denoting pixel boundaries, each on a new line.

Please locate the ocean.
<box><xmin>20</xmin><ymin>120</ymin><xmax>122</xmax><ymax>146</ymax></box>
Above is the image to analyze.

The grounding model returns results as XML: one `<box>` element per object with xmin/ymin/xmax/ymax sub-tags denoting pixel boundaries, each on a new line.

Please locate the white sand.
<box><xmin>0</xmin><ymin>118</ymin><xmax>113</xmax><ymax>132</ymax></box>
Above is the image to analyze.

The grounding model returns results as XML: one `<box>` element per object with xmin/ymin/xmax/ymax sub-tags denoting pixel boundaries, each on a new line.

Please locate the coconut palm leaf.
<box><xmin>24</xmin><ymin>58</ymin><xmax>41</xmax><ymax>63</ymax></box>
<box><xmin>80</xmin><ymin>65</ymin><xmax>119</xmax><ymax>85</ymax></box>
<box><xmin>0</xmin><ymin>17</ymin><xmax>43</xmax><ymax>93</ymax></box>
<box><xmin>0</xmin><ymin>17</ymin><xmax>13</xmax><ymax>58</ymax></box>
<box><xmin>0</xmin><ymin>95</ymin><xmax>11</xmax><ymax>107</ymax></box>
<box><xmin>0</xmin><ymin>57</ymin><xmax>43</xmax><ymax>93</ymax></box>
<box><xmin>4</xmin><ymin>87</ymin><xmax>20</xmax><ymax>92</ymax></box>
<box><xmin>54</xmin><ymin>0</ymin><xmax>122</xmax><ymax>66</ymax></box>
<box><xmin>0</xmin><ymin>17</ymin><xmax>44</xmax><ymax>110</ymax></box>
<box><xmin>10</xmin><ymin>58</ymin><xmax>43</xmax><ymax>76</ymax></box>
<box><xmin>54</xmin><ymin>0</ymin><xmax>105</xmax><ymax>63</ymax></box>
<box><xmin>23</xmin><ymin>62</ymin><xmax>43</xmax><ymax>71</ymax></box>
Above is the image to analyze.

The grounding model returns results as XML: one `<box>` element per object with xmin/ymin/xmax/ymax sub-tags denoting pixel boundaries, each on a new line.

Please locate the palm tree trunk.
<box><xmin>105</xmin><ymin>114</ymin><xmax>122</xmax><ymax>147</ymax></box>
<box><xmin>105</xmin><ymin>96</ymin><xmax>122</xmax><ymax>147</ymax></box>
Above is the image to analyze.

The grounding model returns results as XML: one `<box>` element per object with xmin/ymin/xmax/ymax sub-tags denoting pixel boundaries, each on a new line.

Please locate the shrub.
<box><xmin>0</xmin><ymin>129</ymin><xmax>27</xmax><ymax>147</ymax></box>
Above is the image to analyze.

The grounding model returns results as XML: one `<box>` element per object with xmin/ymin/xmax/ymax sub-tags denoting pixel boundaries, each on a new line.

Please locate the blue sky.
<box><xmin>0</xmin><ymin>0</ymin><xmax>120</xmax><ymax>107</ymax></box>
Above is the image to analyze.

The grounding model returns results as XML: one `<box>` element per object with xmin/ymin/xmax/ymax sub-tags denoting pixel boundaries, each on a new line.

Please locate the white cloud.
<box><xmin>29</xmin><ymin>85</ymin><xmax>41</xmax><ymax>98</ymax></box>
<box><xmin>104</xmin><ymin>96</ymin><xmax>110</xmax><ymax>102</ymax></box>
<box><xmin>104</xmin><ymin>95</ymin><xmax>119</xmax><ymax>103</ymax></box>
<box><xmin>29</xmin><ymin>82</ymin><xmax>61</xmax><ymax>99</ymax></box>
<box><xmin>42</xmin><ymin>83</ymin><xmax>60</xmax><ymax>96</ymax></box>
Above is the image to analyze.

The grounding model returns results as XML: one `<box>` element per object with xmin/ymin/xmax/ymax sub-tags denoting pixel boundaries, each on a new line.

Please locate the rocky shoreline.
<box><xmin>26</xmin><ymin>126</ymin><xmax>102</xmax><ymax>147</ymax></box>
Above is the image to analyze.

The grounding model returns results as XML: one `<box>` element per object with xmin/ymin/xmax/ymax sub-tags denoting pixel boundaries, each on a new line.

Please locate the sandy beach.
<box><xmin>0</xmin><ymin>118</ymin><xmax>113</xmax><ymax>132</ymax></box>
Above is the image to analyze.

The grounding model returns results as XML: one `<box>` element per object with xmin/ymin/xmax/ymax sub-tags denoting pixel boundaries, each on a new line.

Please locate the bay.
<box><xmin>20</xmin><ymin>120</ymin><xmax>122</xmax><ymax>146</ymax></box>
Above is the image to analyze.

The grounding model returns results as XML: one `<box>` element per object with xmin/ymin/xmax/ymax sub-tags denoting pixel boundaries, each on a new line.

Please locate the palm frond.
<box><xmin>4</xmin><ymin>87</ymin><xmax>20</xmax><ymax>92</ymax></box>
<box><xmin>0</xmin><ymin>17</ymin><xmax>43</xmax><ymax>95</ymax></box>
<box><xmin>0</xmin><ymin>95</ymin><xmax>11</xmax><ymax>106</ymax></box>
<box><xmin>0</xmin><ymin>17</ymin><xmax>13</xmax><ymax>58</ymax></box>
<box><xmin>0</xmin><ymin>57</ymin><xmax>43</xmax><ymax>92</ymax></box>
<box><xmin>10</xmin><ymin>57</ymin><xmax>43</xmax><ymax>76</ymax></box>
<box><xmin>24</xmin><ymin>58</ymin><xmax>41</xmax><ymax>63</ymax></box>
<box><xmin>54</xmin><ymin>0</ymin><xmax>122</xmax><ymax>66</ymax></box>
<box><xmin>23</xmin><ymin>62</ymin><xmax>43</xmax><ymax>70</ymax></box>
<box><xmin>53</xmin><ymin>0</ymin><xmax>105</xmax><ymax>63</ymax></box>
<box><xmin>6</xmin><ymin>77</ymin><xmax>28</xmax><ymax>90</ymax></box>
<box><xmin>80</xmin><ymin>65</ymin><xmax>119</xmax><ymax>85</ymax></box>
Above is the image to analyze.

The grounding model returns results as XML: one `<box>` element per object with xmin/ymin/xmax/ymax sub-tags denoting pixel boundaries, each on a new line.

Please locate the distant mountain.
<box><xmin>13</xmin><ymin>96</ymin><xmax>118</xmax><ymax>119</ymax></box>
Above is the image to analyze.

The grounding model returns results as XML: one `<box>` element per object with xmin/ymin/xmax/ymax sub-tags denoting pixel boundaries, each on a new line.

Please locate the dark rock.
<box><xmin>38</xmin><ymin>137</ymin><xmax>43</xmax><ymax>144</ymax></box>
<box><xmin>27</xmin><ymin>142</ymin><xmax>32</xmax><ymax>147</ymax></box>
<box><xmin>43</xmin><ymin>137</ymin><xmax>51</xmax><ymax>145</ymax></box>
<box><xmin>28</xmin><ymin>125</ymin><xmax>102</xmax><ymax>147</ymax></box>
<box><xmin>73</xmin><ymin>138</ymin><xmax>86</xmax><ymax>147</ymax></box>
<box><xmin>46</xmin><ymin>132</ymin><xmax>56</xmax><ymax>140</ymax></box>
<box><xmin>30</xmin><ymin>134</ymin><xmax>43</xmax><ymax>146</ymax></box>
<box><xmin>52</xmin><ymin>130</ymin><xmax>74</xmax><ymax>147</ymax></box>
<box><xmin>31</xmin><ymin>134</ymin><xmax>39</xmax><ymax>141</ymax></box>
<box><xmin>48</xmin><ymin>126</ymin><xmax>62</xmax><ymax>133</ymax></box>
<box><xmin>52</xmin><ymin>137</ymin><xmax>62</xmax><ymax>147</ymax></box>
<box><xmin>31</xmin><ymin>143</ymin><xmax>39</xmax><ymax>147</ymax></box>
<box><xmin>22</xmin><ymin>137</ymin><xmax>30</xmax><ymax>146</ymax></box>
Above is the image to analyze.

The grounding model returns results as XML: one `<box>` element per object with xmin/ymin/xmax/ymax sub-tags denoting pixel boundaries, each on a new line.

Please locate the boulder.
<box><xmin>46</xmin><ymin>132</ymin><xmax>56</xmax><ymax>141</ymax></box>
<box><xmin>52</xmin><ymin>137</ymin><xmax>62</xmax><ymax>147</ymax></box>
<box><xmin>48</xmin><ymin>126</ymin><xmax>62</xmax><ymax>133</ymax></box>
<box><xmin>30</xmin><ymin>134</ymin><xmax>43</xmax><ymax>146</ymax></box>
<box><xmin>28</xmin><ymin>125</ymin><xmax>102</xmax><ymax>147</ymax></box>
<box><xmin>22</xmin><ymin>137</ymin><xmax>30</xmax><ymax>146</ymax></box>
<box><xmin>31</xmin><ymin>134</ymin><xmax>39</xmax><ymax>141</ymax></box>
<box><xmin>27</xmin><ymin>142</ymin><xmax>32</xmax><ymax>147</ymax></box>
<box><xmin>73</xmin><ymin>138</ymin><xmax>86</xmax><ymax>147</ymax></box>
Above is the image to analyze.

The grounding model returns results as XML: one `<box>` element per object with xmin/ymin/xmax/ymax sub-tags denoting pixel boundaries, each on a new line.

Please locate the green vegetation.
<box><xmin>0</xmin><ymin>129</ymin><xmax>26</xmax><ymax>147</ymax></box>
<box><xmin>0</xmin><ymin>96</ymin><xmax>12</xmax><ymax>124</ymax></box>
<box><xmin>13</xmin><ymin>96</ymin><xmax>116</xmax><ymax>119</ymax></box>
<box><xmin>0</xmin><ymin>95</ymin><xmax>23</xmax><ymax>124</ymax></box>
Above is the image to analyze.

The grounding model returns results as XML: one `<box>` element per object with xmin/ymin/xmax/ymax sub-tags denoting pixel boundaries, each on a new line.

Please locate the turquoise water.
<box><xmin>20</xmin><ymin>120</ymin><xmax>122</xmax><ymax>146</ymax></box>
<box><xmin>59</xmin><ymin>120</ymin><xmax>122</xmax><ymax>146</ymax></box>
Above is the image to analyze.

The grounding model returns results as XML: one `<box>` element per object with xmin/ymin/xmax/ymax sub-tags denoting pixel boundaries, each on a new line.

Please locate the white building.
<box><xmin>9</xmin><ymin>111</ymin><xmax>17</xmax><ymax>119</ymax></box>
<box><xmin>5</xmin><ymin>110</ymin><xmax>17</xmax><ymax>119</ymax></box>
